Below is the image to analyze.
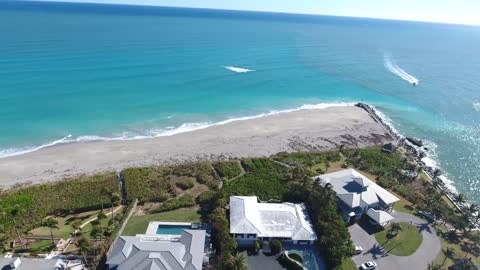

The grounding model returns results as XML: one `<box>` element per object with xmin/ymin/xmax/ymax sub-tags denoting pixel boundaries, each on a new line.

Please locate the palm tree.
<box><xmin>427</xmin><ymin>262</ymin><xmax>442</xmax><ymax>270</ymax></box>
<box><xmin>110</xmin><ymin>192</ymin><xmax>121</xmax><ymax>219</ymax></box>
<box><xmin>72</xmin><ymin>220</ymin><xmax>82</xmax><ymax>244</ymax></box>
<box><xmin>433</xmin><ymin>177</ymin><xmax>445</xmax><ymax>189</ymax></box>
<box><xmin>388</xmin><ymin>222</ymin><xmax>402</xmax><ymax>238</ymax></box>
<box><xmin>442</xmin><ymin>247</ymin><xmax>455</xmax><ymax>266</ymax></box>
<box><xmin>469</xmin><ymin>203</ymin><xmax>479</xmax><ymax>214</ymax></box>
<box><xmin>454</xmin><ymin>193</ymin><xmax>467</xmax><ymax>205</ymax></box>
<box><xmin>77</xmin><ymin>237</ymin><xmax>91</xmax><ymax>268</ymax></box>
<box><xmin>10</xmin><ymin>204</ymin><xmax>25</xmax><ymax>245</ymax></box>
<box><xmin>226</xmin><ymin>254</ymin><xmax>247</xmax><ymax>270</ymax></box>
<box><xmin>42</xmin><ymin>217</ymin><xmax>59</xmax><ymax>245</ymax></box>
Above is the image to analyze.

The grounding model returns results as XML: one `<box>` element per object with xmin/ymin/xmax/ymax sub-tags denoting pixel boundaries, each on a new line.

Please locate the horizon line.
<box><xmin>21</xmin><ymin>0</ymin><xmax>480</xmax><ymax>27</ymax></box>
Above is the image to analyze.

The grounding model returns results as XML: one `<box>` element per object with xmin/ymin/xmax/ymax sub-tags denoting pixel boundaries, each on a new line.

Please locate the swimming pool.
<box><xmin>283</xmin><ymin>243</ymin><xmax>326</xmax><ymax>270</ymax></box>
<box><xmin>155</xmin><ymin>224</ymin><xmax>191</xmax><ymax>235</ymax></box>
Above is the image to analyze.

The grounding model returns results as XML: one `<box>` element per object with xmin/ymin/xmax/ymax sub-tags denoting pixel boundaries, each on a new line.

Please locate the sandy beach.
<box><xmin>0</xmin><ymin>106</ymin><xmax>393</xmax><ymax>187</ymax></box>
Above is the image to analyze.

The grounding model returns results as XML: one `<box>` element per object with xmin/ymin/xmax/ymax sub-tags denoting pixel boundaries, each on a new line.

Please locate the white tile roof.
<box><xmin>367</xmin><ymin>208</ymin><xmax>394</xmax><ymax>225</ymax></box>
<box><xmin>316</xmin><ymin>169</ymin><xmax>399</xmax><ymax>208</ymax></box>
<box><xmin>229</xmin><ymin>196</ymin><xmax>317</xmax><ymax>241</ymax></box>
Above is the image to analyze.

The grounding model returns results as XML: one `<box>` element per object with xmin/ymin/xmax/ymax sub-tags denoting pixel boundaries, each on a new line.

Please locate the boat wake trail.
<box><xmin>384</xmin><ymin>54</ymin><xmax>419</xmax><ymax>85</ymax></box>
<box><xmin>224</xmin><ymin>66</ymin><xmax>254</xmax><ymax>73</ymax></box>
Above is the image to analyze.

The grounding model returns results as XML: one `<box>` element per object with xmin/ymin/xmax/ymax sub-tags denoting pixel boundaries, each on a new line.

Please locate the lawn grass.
<box><xmin>334</xmin><ymin>258</ymin><xmax>357</xmax><ymax>270</ymax></box>
<box><xmin>432</xmin><ymin>229</ymin><xmax>480</xmax><ymax>269</ymax></box>
<box><xmin>122</xmin><ymin>208</ymin><xmax>201</xmax><ymax>236</ymax></box>
<box><xmin>15</xmin><ymin>239</ymin><xmax>54</xmax><ymax>254</ymax></box>
<box><xmin>28</xmin><ymin>208</ymin><xmax>120</xmax><ymax>239</ymax></box>
<box><xmin>374</xmin><ymin>222</ymin><xmax>423</xmax><ymax>256</ymax></box>
<box><xmin>393</xmin><ymin>198</ymin><xmax>417</xmax><ymax>215</ymax></box>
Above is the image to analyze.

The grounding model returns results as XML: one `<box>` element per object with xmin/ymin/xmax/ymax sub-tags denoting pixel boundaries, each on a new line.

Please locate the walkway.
<box><xmin>57</xmin><ymin>205</ymin><xmax>124</xmax><ymax>255</ymax></box>
<box><xmin>349</xmin><ymin>211</ymin><xmax>441</xmax><ymax>270</ymax></box>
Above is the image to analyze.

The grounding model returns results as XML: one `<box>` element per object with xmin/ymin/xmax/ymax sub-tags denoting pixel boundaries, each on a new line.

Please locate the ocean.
<box><xmin>1</xmin><ymin>1</ymin><xmax>479</xmax><ymax>202</ymax></box>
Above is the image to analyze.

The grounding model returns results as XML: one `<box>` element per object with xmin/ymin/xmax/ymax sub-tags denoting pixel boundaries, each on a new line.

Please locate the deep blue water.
<box><xmin>1</xmin><ymin>1</ymin><xmax>479</xmax><ymax>202</ymax></box>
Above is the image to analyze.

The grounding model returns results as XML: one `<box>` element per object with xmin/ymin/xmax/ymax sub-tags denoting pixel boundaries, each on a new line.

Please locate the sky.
<box><xmin>27</xmin><ymin>0</ymin><xmax>480</xmax><ymax>26</ymax></box>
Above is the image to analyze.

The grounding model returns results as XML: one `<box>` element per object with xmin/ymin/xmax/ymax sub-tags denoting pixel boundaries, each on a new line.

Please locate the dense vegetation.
<box><xmin>285</xmin><ymin>166</ymin><xmax>354</xmax><ymax>268</ymax></box>
<box><xmin>344</xmin><ymin>148</ymin><xmax>465</xmax><ymax>228</ymax></box>
<box><xmin>150</xmin><ymin>194</ymin><xmax>195</xmax><ymax>213</ymax></box>
<box><xmin>273</xmin><ymin>151</ymin><xmax>341</xmax><ymax>175</ymax></box>
<box><xmin>123</xmin><ymin>162</ymin><xmax>221</xmax><ymax>203</ymax></box>
<box><xmin>224</xmin><ymin>158</ymin><xmax>289</xmax><ymax>201</ymax></box>
<box><xmin>0</xmin><ymin>173</ymin><xmax>120</xmax><ymax>241</ymax></box>
<box><xmin>6</xmin><ymin>147</ymin><xmax>474</xmax><ymax>269</ymax></box>
<box><xmin>122</xmin><ymin>167</ymin><xmax>173</xmax><ymax>203</ymax></box>
<box><xmin>212</xmin><ymin>160</ymin><xmax>242</xmax><ymax>179</ymax></box>
<box><xmin>279</xmin><ymin>252</ymin><xmax>304</xmax><ymax>270</ymax></box>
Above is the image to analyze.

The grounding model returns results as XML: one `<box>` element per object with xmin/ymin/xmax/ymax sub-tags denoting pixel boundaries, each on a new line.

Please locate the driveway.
<box><xmin>349</xmin><ymin>211</ymin><xmax>441</xmax><ymax>270</ymax></box>
<box><xmin>242</xmin><ymin>251</ymin><xmax>285</xmax><ymax>270</ymax></box>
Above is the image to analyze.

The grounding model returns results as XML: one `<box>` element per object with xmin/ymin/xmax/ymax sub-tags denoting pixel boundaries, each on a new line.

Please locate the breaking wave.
<box><xmin>384</xmin><ymin>54</ymin><xmax>419</xmax><ymax>85</ymax></box>
<box><xmin>473</xmin><ymin>102</ymin><xmax>480</xmax><ymax>112</ymax></box>
<box><xmin>0</xmin><ymin>102</ymin><xmax>355</xmax><ymax>158</ymax></box>
<box><xmin>224</xmin><ymin>66</ymin><xmax>254</xmax><ymax>73</ymax></box>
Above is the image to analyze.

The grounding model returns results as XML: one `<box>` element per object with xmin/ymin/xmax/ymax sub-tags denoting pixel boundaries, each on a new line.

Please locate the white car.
<box><xmin>360</xmin><ymin>261</ymin><xmax>377</xmax><ymax>270</ymax></box>
<box><xmin>354</xmin><ymin>246</ymin><xmax>363</xmax><ymax>255</ymax></box>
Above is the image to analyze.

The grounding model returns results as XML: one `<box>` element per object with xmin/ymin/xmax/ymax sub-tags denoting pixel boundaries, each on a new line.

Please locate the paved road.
<box><xmin>349</xmin><ymin>211</ymin><xmax>441</xmax><ymax>270</ymax></box>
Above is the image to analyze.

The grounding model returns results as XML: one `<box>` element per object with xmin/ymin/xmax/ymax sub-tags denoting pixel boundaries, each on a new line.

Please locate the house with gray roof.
<box><xmin>229</xmin><ymin>196</ymin><xmax>317</xmax><ymax>246</ymax></box>
<box><xmin>315</xmin><ymin>169</ymin><xmax>399</xmax><ymax>226</ymax></box>
<box><xmin>107</xmin><ymin>229</ymin><xmax>206</xmax><ymax>270</ymax></box>
<box><xmin>0</xmin><ymin>257</ymin><xmax>67</xmax><ymax>270</ymax></box>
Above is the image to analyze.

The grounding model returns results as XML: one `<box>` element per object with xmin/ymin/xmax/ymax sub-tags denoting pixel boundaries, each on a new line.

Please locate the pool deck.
<box><xmin>144</xmin><ymin>221</ymin><xmax>192</xmax><ymax>236</ymax></box>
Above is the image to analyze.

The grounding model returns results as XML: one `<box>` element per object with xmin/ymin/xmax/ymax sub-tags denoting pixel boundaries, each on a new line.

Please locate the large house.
<box><xmin>229</xmin><ymin>196</ymin><xmax>317</xmax><ymax>245</ymax></box>
<box><xmin>107</xmin><ymin>222</ymin><xmax>207</xmax><ymax>270</ymax></box>
<box><xmin>315</xmin><ymin>169</ymin><xmax>399</xmax><ymax>226</ymax></box>
<box><xmin>0</xmin><ymin>257</ymin><xmax>82</xmax><ymax>270</ymax></box>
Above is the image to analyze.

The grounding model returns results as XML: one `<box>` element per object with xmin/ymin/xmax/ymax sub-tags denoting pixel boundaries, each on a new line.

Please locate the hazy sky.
<box><xmin>27</xmin><ymin>0</ymin><xmax>480</xmax><ymax>25</ymax></box>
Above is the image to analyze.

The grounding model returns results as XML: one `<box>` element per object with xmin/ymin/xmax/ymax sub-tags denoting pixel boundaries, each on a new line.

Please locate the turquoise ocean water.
<box><xmin>1</xmin><ymin>2</ymin><xmax>479</xmax><ymax>202</ymax></box>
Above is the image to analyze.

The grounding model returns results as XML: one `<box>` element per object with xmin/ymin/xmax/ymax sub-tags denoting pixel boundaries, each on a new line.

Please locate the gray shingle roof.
<box><xmin>316</xmin><ymin>169</ymin><xmax>399</xmax><ymax>209</ymax></box>
<box><xmin>107</xmin><ymin>230</ymin><xmax>205</xmax><ymax>270</ymax></box>
<box><xmin>0</xmin><ymin>258</ymin><xmax>64</xmax><ymax>270</ymax></box>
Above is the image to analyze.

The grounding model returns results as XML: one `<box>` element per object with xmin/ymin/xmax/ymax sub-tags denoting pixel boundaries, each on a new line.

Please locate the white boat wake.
<box><xmin>384</xmin><ymin>55</ymin><xmax>419</xmax><ymax>85</ymax></box>
<box><xmin>224</xmin><ymin>66</ymin><xmax>254</xmax><ymax>73</ymax></box>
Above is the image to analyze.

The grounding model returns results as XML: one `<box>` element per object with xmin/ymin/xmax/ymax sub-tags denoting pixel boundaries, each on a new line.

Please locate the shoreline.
<box><xmin>0</xmin><ymin>102</ymin><xmax>357</xmax><ymax>159</ymax></box>
<box><xmin>0</xmin><ymin>105</ymin><xmax>393</xmax><ymax>188</ymax></box>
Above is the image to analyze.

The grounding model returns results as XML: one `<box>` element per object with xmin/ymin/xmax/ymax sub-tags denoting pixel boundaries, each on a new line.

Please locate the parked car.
<box><xmin>360</xmin><ymin>261</ymin><xmax>377</xmax><ymax>270</ymax></box>
<box><xmin>354</xmin><ymin>245</ymin><xmax>364</xmax><ymax>255</ymax></box>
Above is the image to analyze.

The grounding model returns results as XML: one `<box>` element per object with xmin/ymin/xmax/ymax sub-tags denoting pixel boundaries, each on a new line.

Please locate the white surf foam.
<box><xmin>0</xmin><ymin>102</ymin><xmax>355</xmax><ymax>158</ymax></box>
<box><xmin>224</xmin><ymin>66</ymin><xmax>254</xmax><ymax>73</ymax></box>
<box><xmin>473</xmin><ymin>102</ymin><xmax>480</xmax><ymax>112</ymax></box>
<box><xmin>384</xmin><ymin>54</ymin><xmax>419</xmax><ymax>85</ymax></box>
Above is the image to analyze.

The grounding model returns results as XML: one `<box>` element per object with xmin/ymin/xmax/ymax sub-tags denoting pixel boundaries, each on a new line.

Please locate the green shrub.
<box><xmin>273</xmin><ymin>151</ymin><xmax>341</xmax><ymax>168</ymax></box>
<box><xmin>212</xmin><ymin>161</ymin><xmax>242</xmax><ymax>179</ymax></box>
<box><xmin>122</xmin><ymin>167</ymin><xmax>173</xmax><ymax>202</ymax></box>
<box><xmin>254</xmin><ymin>240</ymin><xmax>261</xmax><ymax>252</ymax></box>
<box><xmin>150</xmin><ymin>194</ymin><xmax>195</xmax><ymax>213</ymax></box>
<box><xmin>278</xmin><ymin>253</ymin><xmax>303</xmax><ymax>270</ymax></box>
<box><xmin>170</xmin><ymin>162</ymin><xmax>218</xmax><ymax>186</ymax></box>
<box><xmin>288</xmin><ymin>253</ymin><xmax>303</xmax><ymax>263</ymax></box>
<box><xmin>0</xmin><ymin>172</ymin><xmax>119</xmax><ymax>238</ymax></box>
<box><xmin>175</xmin><ymin>178</ymin><xmax>195</xmax><ymax>190</ymax></box>
<box><xmin>270</xmin><ymin>240</ymin><xmax>283</xmax><ymax>254</ymax></box>
<box><xmin>225</xmin><ymin>159</ymin><xmax>289</xmax><ymax>201</ymax></box>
